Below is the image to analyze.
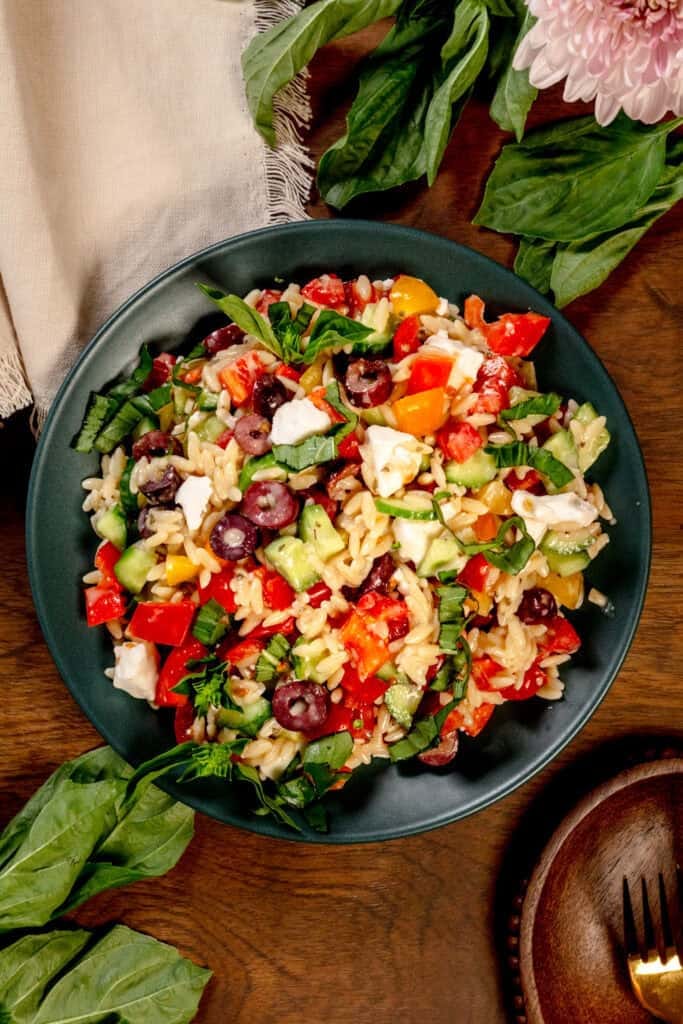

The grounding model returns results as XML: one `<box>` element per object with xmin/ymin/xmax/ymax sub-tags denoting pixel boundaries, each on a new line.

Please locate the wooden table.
<box><xmin>2</xmin><ymin>26</ymin><xmax>682</xmax><ymax>1024</ymax></box>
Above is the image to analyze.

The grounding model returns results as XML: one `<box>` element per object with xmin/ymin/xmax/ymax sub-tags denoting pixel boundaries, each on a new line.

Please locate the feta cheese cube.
<box><xmin>361</xmin><ymin>425</ymin><xmax>431</xmax><ymax>499</ymax></box>
<box><xmin>176</xmin><ymin>475</ymin><xmax>213</xmax><ymax>532</ymax></box>
<box><xmin>424</xmin><ymin>334</ymin><xmax>484</xmax><ymax>390</ymax></box>
<box><xmin>392</xmin><ymin>518</ymin><xmax>442</xmax><ymax>566</ymax></box>
<box><xmin>270</xmin><ymin>398</ymin><xmax>332</xmax><ymax>446</ymax></box>
<box><xmin>112</xmin><ymin>641</ymin><xmax>159</xmax><ymax>702</ymax></box>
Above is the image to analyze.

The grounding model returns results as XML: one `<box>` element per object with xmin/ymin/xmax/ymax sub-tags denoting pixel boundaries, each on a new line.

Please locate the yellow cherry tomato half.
<box><xmin>165</xmin><ymin>555</ymin><xmax>200</xmax><ymax>586</ymax></box>
<box><xmin>390</xmin><ymin>275</ymin><xmax>439</xmax><ymax>318</ymax></box>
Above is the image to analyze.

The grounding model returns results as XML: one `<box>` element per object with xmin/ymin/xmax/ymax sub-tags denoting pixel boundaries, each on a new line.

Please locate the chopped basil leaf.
<box><xmin>461</xmin><ymin>515</ymin><xmax>535</xmax><ymax>574</ymax></box>
<box><xmin>197</xmin><ymin>284</ymin><xmax>282</xmax><ymax>357</ymax></box>
<box><xmin>302</xmin><ymin>309</ymin><xmax>377</xmax><ymax>364</ymax></box>
<box><xmin>269</xmin><ymin>300</ymin><xmax>315</xmax><ymax>363</ymax></box>
<box><xmin>191</xmin><ymin>598</ymin><xmax>228</xmax><ymax>647</ymax></box>
<box><xmin>255</xmin><ymin>634</ymin><xmax>291</xmax><ymax>683</ymax></box>
<box><xmin>106</xmin><ymin>345</ymin><xmax>154</xmax><ymax>404</ymax></box>
<box><xmin>436</xmin><ymin>584</ymin><xmax>467</xmax><ymax>623</ymax></box>
<box><xmin>273</xmin><ymin>434</ymin><xmax>337</xmax><ymax>471</ymax></box>
<box><xmin>94</xmin><ymin>400</ymin><xmax>143</xmax><ymax>454</ymax></box>
<box><xmin>529</xmin><ymin>447</ymin><xmax>574</xmax><ymax>487</ymax></box>
<box><xmin>238</xmin><ymin>451</ymin><xmax>283</xmax><ymax>492</ymax></box>
<box><xmin>304</xmin><ymin>731</ymin><xmax>353</xmax><ymax>770</ymax></box>
<box><xmin>484</xmin><ymin>440</ymin><xmax>530</xmax><ymax>469</ymax></box>
<box><xmin>485</xmin><ymin>441</ymin><xmax>574</xmax><ymax>488</ymax></box>
<box><xmin>499</xmin><ymin>392</ymin><xmax>562</xmax><ymax>421</ymax></box>
<box><xmin>72</xmin><ymin>393</ymin><xmax>116</xmax><ymax>453</ymax></box>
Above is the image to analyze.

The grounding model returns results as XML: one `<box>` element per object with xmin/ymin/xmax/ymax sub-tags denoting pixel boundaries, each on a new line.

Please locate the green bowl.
<box><xmin>26</xmin><ymin>221</ymin><xmax>650</xmax><ymax>843</ymax></box>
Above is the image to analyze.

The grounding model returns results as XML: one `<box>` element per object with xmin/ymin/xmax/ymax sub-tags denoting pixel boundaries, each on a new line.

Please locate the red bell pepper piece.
<box><xmin>464</xmin><ymin>295</ymin><xmax>487</xmax><ymax>331</ymax></box>
<box><xmin>218</xmin><ymin>635</ymin><xmax>264</xmax><ymax>666</ymax></box>
<box><xmin>340</xmin><ymin>664</ymin><xmax>389</xmax><ymax>705</ymax></box>
<box><xmin>307</xmin><ymin>581</ymin><xmax>332</xmax><ymax>608</ymax></box>
<box><xmin>275</xmin><ymin>363</ymin><xmax>302</xmax><ymax>382</ymax></box>
<box><xmin>215</xmin><ymin>430</ymin><xmax>234</xmax><ymax>450</ymax></box>
<box><xmin>129</xmin><ymin>600</ymin><xmax>196</xmax><ymax>647</ymax></box>
<box><xmin>436</xmin><ymin>420</ymin><xmax>483</xmax><ymax>463</ymax></box>
<box><xmin>540</xmin><ymin>616</ymin><xmax>581</xmax><ymax>655</ymax></box>
<box><xmin>497</xmin><ymin>662</ymin><xmax>548</xmax><ymax>701</ymax></box>
<box><xmin>407</xmin><ymin>352</ymin><xmax>453</xmax><ymax>395</ymax></box>
<box><xmin>339</xmin><ymin>611</ymin><xmax>390</xmax><ymax>681</ymax></box>
<box><xmin>95</xmin><ymin>541</ymin><xmax>123</xmax><ymax>590</ymax></box>
<box><xmin>261</xmin><ymin>570</ymin><xmax>295</xmax><ymax>612</ymax></box>
<box><xmin>155</xmin><ymin>639</ymin><xmax>207</xmax><ymax>707</ymax></box>
<box><xmin>473</xmin><ymin>513</ymin><xmax>499</xmax><ymax>542</ymax></box>
<box><xmin>457</xmin><ymin>553</ymin><xmax>494</xmax><ymax>593</ymax></box>
<box><xmin>337</xmin><ymin>431</ymin><xmax>361</xmax><ymax>461</ymax></box>
<box><xmin>84</xmin><ymin>586</ymin><xmax>127</xmax><ymax>627</ymax></box>
<box><xmin>357</xmin><ymin>591</ymin><xmax>410</xmax><ymax>642</ymax></box>
<box><xmin>442</xmin><ymin>702</ymin><xmax>495</xmax><ymax>738</ymax></box>
<box><xmin>301</xmin><ymin>273</ymin><xmax>346</xmax><ymax>308</ymax></box>
<box><xmin>470</xmin><ymin>655</ymin><xmax>505</xmax><ymax>691</ymax></box>
<box><xmin>247</xmin><ymin>616</ymin><xmax>297</xmax><ymax>640</ymax></box>
<box><xmin>392</xmin><ymin>314</ymin><xmax>421</xmax><ymax>360</ymax></box>
<box><xmin>198</xmin><ymin>567</ymin><xmax>237</xmax><ymax>613</ymax></box>
<box><xmin>218</xmin><ymin>352</ymin><xmax>267</xmax><ymax>406</ymax></box>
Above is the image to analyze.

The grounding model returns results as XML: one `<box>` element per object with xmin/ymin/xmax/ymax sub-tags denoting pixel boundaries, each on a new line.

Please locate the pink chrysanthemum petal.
<box><xmin>514</xmin><ymin>0</ymin><xmax>683</xmax><ymax>125</ymax></box>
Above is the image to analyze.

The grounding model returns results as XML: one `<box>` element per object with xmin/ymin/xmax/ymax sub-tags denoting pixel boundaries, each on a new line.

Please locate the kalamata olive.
<box><xmin>359</xmin><ymin>553</ymin><xmax>396</xmax><ymax>596</ymax></box>
<box><xmin>241</xmin><ymin>481</ymin><xmax>298</xmax><ymax>529</ymax></box>
<box><xmin>139</xmin><ymin>466</ymin><xmax>182</xmax><ymax>505</ymax></box>
<box><xmin>203</xmin><ymin>323</ymin><xmax>245</xmax><ymax>356</ymax></box>
<box><xmin>344</xmin><ymin>359</ymin><xmax>392</xmax><ymax>408</ymax></box>
<box><xmin>137</xmin><ymin>506</ymin><xmax>153</xmax><ymax>538</ymax></box>
<box><xmin>210</xmin><ymin>513</ymin><xmax>259</xmax><ymax>561</ymax></box>
<box><xmin>252</xmin><ymin>373</ymin><xmax>288</xmax><ymax>421</ymax></box>
<box><xmin>418</xmin><ymin>730</ymin><xmax>459</xmax><ymax>767</ymax></box>
<box><xmin>234</xmin><ymin>414</ymin><xmax>272</xmax><ymax>455</ymax></box>
<box><xmin>517</xmin><ymin>586</ymin><xmax>557</xmax><ymax>625</ymax></box>
<box><xmin>272</xmin><ymin>680</ymin><xmax>329</xmax><ymax>733</ymax></box>
<box><xmin>132</xmin><ymin>430</ymin><xmax>182</xmax><ymax>461</ymax></box>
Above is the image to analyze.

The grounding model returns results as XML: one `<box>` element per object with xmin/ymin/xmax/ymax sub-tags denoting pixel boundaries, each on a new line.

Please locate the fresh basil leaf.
<box><xmin>475</xmin><ymin>115</ymin><xmax>682</xmax><ymax>240</ymax></box>
<box><xmin>269</xmin><ymin>301</ymin><xmax>315</xmax><ymax>363</ymax></box>
<box><xmin>303</xmin><ymin>731</ymin><xmax>353</xmax><ymax>769</ymax></box>
<box><xmin>550</xmin><ymin>156</ymin><xmax>683</xmax><ymax>307</ymax></box>
<box><xmin>317</xmin><ymin>11</ymin><xmax>450</xmax><ymax>208</ymax></box>
<box><xmin>302</xmin><ymin>308</ymin><xmax>376</xmax><ymax>363</ymax></box>
<box><xmin>233</xmin><ymin>764</ymin><xmax>302</xmax><ymax>831</ymax></box>
<box><xmin>485</xmin><ymin>441</ymin><xmax>574</xmax><ymax>487</ymax></box>
<box><xmin>424</xmin><ymin>0</ymin><xmax>489</xmax><ymax>184</ymax></box>
<box><xmin>238</xmin><ymin>451</ymin><xmax>284</xmax><ymax>492</ymax></box>
<box><xmin>489</xmin><ymin>2</ymin><xmax>537</xmax><ymax>141</ymax></box>
<box><xmin>325</xmin><ymin>379</ymin><xmax>358</xmax><ymax>443</ymax></box>
<box><xmin>71</xmin><ymin>394</ymin><xmax>116</xmax><ymax>454</ymax></box>
<box><xmin>242</xmin><ymin>0</ymin><xmax>402</xmax><ymax>145</ymax></box>
<box><xmin>277</xmin><ymin>775</ymin><xmax>317</xmax><ymax>809</ymax></box>
<box><xmin>0</xmin><ymin>931</ymin><xmax>90</xmax><ymax>1024</ymax></box>
<box><xmin>500</xmin><ymin>392</ymin><xmax>561</xmax><ymax>420</ymax></box>
<box><xmin>192</xmin><ymin>598</ymin><xmax>228</xmax><ymax>647</ymax></box>
<box><xmin>119</xmin><ymin>457</ymin><xmax>138</xmax><ymax>521</ymax></box>
<box><xmin>273</xmin><ymin>434</ymin><xmax>337</xmax><ymax>470</ymax></box>
<box><xmin>303</xmin><ymin>802</ymin><xmax>329</xmax><ymax>832</ymax></box>
<box><xmin>436</xmin><ymin>584</ymin><xmax>468</xmax><ymax>623</ymax></box>
<box><xmin>30</xmin><ymin>925</ymin><xmax>210</xmax><ymax>1024</ymax></box>
<box><xmin>304</xmin><ymin>762</ymin><xmax>341</xmax><ymax>797</ymax></box>
<box><xmin>255</xmin><ymin>634</ymin><xmax>291</xmax><ymax>684</ymax></box>
<box><xmin>388</xmin><ymin>717</ymin><xmax>438</xmax><ymax>761</ymax></box>
<box><xmin>106</xmin><ymin>345</ymin><xmax>154</xmax><ymax>404</ymax></box>
<box><xmin>514</xmin><ymin>237</ymin><xmax>557</xmax><ymax>294</ymax></box>
<box><xmin>197</xmin><ymin>284</ymin><xmax>281</xmax><ymax>356</ymax></box>
<box><xmin>484</xmin><ymin>440</ymin><xmax>530</xmax><ymax>468</ymax></box>
<box><xmin>94</xmin><ymin>399</ymin><xmax>143</xmax><ymax>454</ymax></box>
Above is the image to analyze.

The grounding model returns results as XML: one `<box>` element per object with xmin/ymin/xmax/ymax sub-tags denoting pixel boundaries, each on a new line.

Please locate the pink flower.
<box><xmin>513</xmin><ymin>0</ymin><xmax>683</xmax><ymax>125</ymax></box>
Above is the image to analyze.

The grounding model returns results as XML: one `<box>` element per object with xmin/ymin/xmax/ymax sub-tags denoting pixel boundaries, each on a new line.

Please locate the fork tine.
<box><xmin>623</xmin><ymin>877</ymin><xmax>639</xmax><ymax>956</ymax></box>
<box><xmin>658</xmin><ymin>874</ymin><xmax>675</xmax><ymax>953</ymax></box>
<box><xmin>641</xmin><ymin>878</ymin><xmax>657</xmax><ymax>955</ymax></box>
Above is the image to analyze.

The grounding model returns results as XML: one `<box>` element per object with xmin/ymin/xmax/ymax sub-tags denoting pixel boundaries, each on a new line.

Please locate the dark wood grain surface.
<box><xmin>2</xmin><ymin>26</ymin><xmax>682</xmax><ymax>1024</ymax></box>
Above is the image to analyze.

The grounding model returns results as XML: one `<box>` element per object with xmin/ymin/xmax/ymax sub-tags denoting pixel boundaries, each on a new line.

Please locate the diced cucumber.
<box><xmin>264</xmin><ymin>537</ymin><xmax>320</xmax><ymax>592</ymax></box>
<box><xmin>292</xmin><ymin>637</ymin><xmax>326</xmax><ymax>683</ymax></box>
<box><xmin>172</xmin><ymin>385</ymin><xmax>189</xmax><ymax>416</ymax></box>
<box><xmin>114</xmin><ymin>542</ymin><xmax>156</xmax><ymax>594</ymax></box>
<box><xmin>352</xmin><ymin>330</ymin><xmax>392</xmax><ymax>356</ymax></box>
<box><xmin>541</xmin><ymin>548</ymin><xmax>590</xmax><ymax>577</ymax></box>
<box><xmin>417</xmin><ymin>533</ymin><xmax>465</xmax><ymax>579</ymax></box>
<box><xmin>572</xmin><ymin>402</ymin><xmax>610</xmax><ymax>472</ymax></box>
<box><xmin>542</xmin><ymin>430</ymin><xmax>578</xmax><ymax>471</ymax></box>
<box><xmin>95</xmin><ymin>505</ymin><xmax>127</xmax><ymax>549</ymax></box>
<box><xmin>541</xmin><ymin>528</ymin><xmax>594</xmax><ymax>556</ymax></box>
<box><xmin>132</xmin><ymin>416</ymin><xmax>158</xmax><ymax>442</ymax></box>
<box><xmin>361</xmin><ymin>407</ymin><xmax>388</xmax><ymax>427</ymax></box>
<box><xmin>197</xmin><ymin>390</ymin><xmax>219</xmax><ymax>412</ymax></box>
<box><xmin>385</xmin><ymin>684</ymin><xmax>422</xmax><ymax>730</ymax></box>
<box><xmin>375</xmin><ymin>491</ymin><xmax>437</xmax><ymax>521</ymax></box>
<box><xmin>376</xmin><ymin>662</ymin><xmax>397</xmax><ymax>682</ymax></box>
<box><xmin>445</xmin><ymin>450</ymin><xmax>497</xmax><ymax>488</ymax></box>
<box><xmin>299</xmin><ymin>504</ymin><xmax>345</xmax><ymax>561</ymax></box>
<box><xmin>194</xmin><ymin>414</ymin><xmax>226</xmax><ymax>444</ymax></box>
<box><xmin>507</xmin><ymin>386</ymin><xmax>537</xmax><ymax>405</ymax></box>
<box><xmin>217</xmin><ymin>697</ymin><xmax>271</xmax><ymax>738</ymax></box>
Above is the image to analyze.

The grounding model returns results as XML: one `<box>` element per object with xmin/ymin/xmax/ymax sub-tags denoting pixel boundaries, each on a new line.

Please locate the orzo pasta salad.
<box><xmin>75</xmin><ymin>272</ymin><xmax>614</xmax><ymax>831</ymax></box>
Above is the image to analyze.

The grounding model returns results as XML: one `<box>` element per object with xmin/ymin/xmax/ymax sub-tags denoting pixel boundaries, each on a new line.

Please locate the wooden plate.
<box><xmin>518</xmin><ymin>759</ymin><xmax>683</xmax><ymax>1023</ymax></box>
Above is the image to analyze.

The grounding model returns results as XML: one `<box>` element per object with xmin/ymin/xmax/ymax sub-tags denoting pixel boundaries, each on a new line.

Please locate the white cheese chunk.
<box><xmin>270</xmin><ymin>398</ymin><xmax>332</xmax><ymax>446</ymax></box>
<box><xmin>392</xmin><ymin>518</ymin><xmax>442</xmax><ymax>567</ymax></box>
<box><xmin>361</xmin><ymin>425</ymin><xmax>431</xmax><ymax>499</ymax></box>
<box><xmin>423</xmin><ymin>334</ymin><xmax>485</xmax><ymax>390</ymax></box>
<box><xmin>176</xmin><ymin>475</ymin><xmax>213</xmax><ymax>533</ymax></box>
<box><xmin>112</xmin><ymin>641</ymin><xmax>159</xmax><ymax>701</ymax></box>
<box><xmin>511</xmin><ymin>491</ymin><xmax>598</xmax><ymax>531</ymax></box>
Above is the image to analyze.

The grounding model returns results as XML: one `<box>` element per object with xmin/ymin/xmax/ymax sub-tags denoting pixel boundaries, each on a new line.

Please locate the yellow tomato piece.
<box><xmin>475</xmin><ymin>479</ymin><xmax>512</xmax><ymax>516</ymax></box>
<box><xmin>471</xmin><ymin>589</ymin><xmax>493</xmax><ymax>615</ymax></box>
<box><xmin>543</xmin><ymin>571</ymin><xmax>584</xmax><ymax>609</ymax></box>
<box><xmin>390</xmin><ymin>275</ymin><xmax>439</xmax><ymax>318</ymax></box>
<box><xmin>391</xmin><ymin>387</ymin><xmax>449</xmax><ymax>436</ymax></box>
<box><xmin>165</xmin><ymin>556</ymin><xmax>200</xmax><ymax>586</ymax></box>
<box><xmin>299</xmin><ymin>360</ymin><xmax>323</xmax><ymax>394</ymax></box>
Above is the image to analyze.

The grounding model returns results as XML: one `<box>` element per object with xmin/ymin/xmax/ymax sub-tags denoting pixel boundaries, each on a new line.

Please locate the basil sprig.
<box><xmin>485</xmin><ymin>441</ymin><xmax>574</xmax><ymax>488</ymax></box>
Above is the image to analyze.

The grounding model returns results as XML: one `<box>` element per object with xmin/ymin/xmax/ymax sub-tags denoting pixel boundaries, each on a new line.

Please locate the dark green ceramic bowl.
<box><xmin>27</xmin><ymin>221</ymin><xmax>651</xmax><ymax>843</ymax></box>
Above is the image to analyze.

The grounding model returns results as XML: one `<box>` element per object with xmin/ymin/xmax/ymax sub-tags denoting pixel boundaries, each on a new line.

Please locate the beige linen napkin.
<box><xmin>0</xmin><ymin>0</ymin><xmax>312</xmax><ymax>425</ymax></box>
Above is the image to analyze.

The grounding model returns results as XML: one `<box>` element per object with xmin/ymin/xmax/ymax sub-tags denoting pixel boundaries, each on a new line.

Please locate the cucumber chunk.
<box><xmin>541</xmin><ymin>528</ymin><xmax>594</xmax><ymax>556</ymax></box>
<box><xmin>217</xmin><ymin>697</ymin><xmax>271</xmax><ymax>737</ymax></box>
<box><xmin>542</xmin><ymin>429</ymin><xmax>578</xmax><ymax>471</ymax></box>
<box><xmin>385</xmin><ymin>684</ymin><xmax>422</xmax><ymax>730</ymax></box>
<box><xmin>264</xmin><ymin>537</ymin><xmax>320</xmax><ymax>592</ymax></box>
<box><xmin>572</xmin><ymin>402</ymin><xmax>611</xmax><ymax>472</ymax></box>
<box><xmin>114</xmin><ymin>542</ymin><xmax>156</xmax><ymax>594</ymax></box>
<box><xmin>194</xmin><ymin>414</ymin><xmax>226</xmax><ymax>444</ymax></box>
<box><xmin>445</xmin><ymin>450</ymin><xmax>497</xmax><ymax>488</ymax></box>
<box><xmin>299</xmin><ymin>504</ymin><xmax>345</xmax><ymax>561</ymax></box>
<box><xmin>417</xmin><ymin>534</ymin><xmax>465</xmax><ymax>579</ymax></box>
<box><xmin>541</xmin><ymin>548</ymin><xmax>590</xmax><ymax>577</ymax></box>
<box><xmin>95</xmin><ymin>505</ymin><xmax>127</xmax><ymax>550</ymax></box>
<box><xmin>375</xmin><ymin>491</ymin><xmax>437</xmax><ymax>521</ymax></box>
<box><xmin>132</xmin><ymin>416</ymin><xmax>158</xmax><ymax>442</ymax></box>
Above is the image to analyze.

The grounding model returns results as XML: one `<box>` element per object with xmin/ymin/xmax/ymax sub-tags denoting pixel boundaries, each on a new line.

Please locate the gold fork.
<box><xmin>623</xmin><ymin>872</ymin><xmax>683</xmax><ymax>1022</ymax></box>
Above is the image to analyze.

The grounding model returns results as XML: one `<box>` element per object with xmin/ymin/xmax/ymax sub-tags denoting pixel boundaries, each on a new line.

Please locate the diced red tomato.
<box><xmin>129</xmin><ymin>600</ymin><xmax>196</xmax><ymax>647</ymax></box>
<box><xmin>506</xmin><ymin>469</ymin><xmax>545</xmax><ymax>495</ymax></box>
<box><xmin>247</xmin><ymin>616</ymin><xmax>297</xmax><ymax>640</ymax></box>
<box><xmin>337</xmin><ymin>431</ymin><xmax>361</xmax><ymax>461</ymax></box>
<box><xmin>340</xmin><ymin>664</ymin><xmax>389</xmax><ymax>705</ymax></box>
<box><xmin>472</xmin><ymin>355</ymin><xmax>522</xmax><ymax>415</ymax></box>
<box><xmin>305</xmin><ymin>702</ymin><xmax>354</xmax><ymax>741</ymax></box>
<box><xmin>301</xmin><ymin>273</ymin><xmax>346</xmax><ymax>308</ymax></box>
<box><xmin>473</xmin><ymin>513</ymin><xmax>499</xmax><ymax>542</ymax></box>
<box><xmin>275</xmin><ymin>363</ymin><xmax>302</xmax><ymax>382</ymax></box>
<box><xmin>346</xmin><ymin>703</ymin><xmax>376</xmax><ymax>740</ymax></box>
<box><xmin>174</xmin><ymin>701</ymin><xmax>196</xmax><ymax>742</ymax></box>
<box><xmin>470</xmin><ymin>655</ymin><xmax>505</xmax><ymax>691</ymax></box>
<box><xmin>443</xmin><ymin>702</ymin><xmax>495</xmax><ymax>738</ymax></box>
<box><xmin>215</xmin><ymin>430</ymin><xmax>234</xmax><ymax>450</ymax></box>
<box><xmin>218</xmin><ymin>636</ymin><xmax>264</xmax><ymax>665</ymax></box>
<box><xmin>357</xmin><ymin>591</ymin><xmax>410</xmax><ymax>642</ymax></box>
<box><xmin>407</xmin><ymin>352</ymin><xmax>453</xmax><ymax>395</ymax></box>
<box><xmin>198</xmin><ymin>567</ymin><xmax>237</xmax><ymax>613</ymax></box>
<box><xmin>486</xmin><ymin>312</ymin><xmax>551</xmax><ymax>357</ymax></box>
<box><xmin>94</xmin><ymin>541</ymin><xmax>123</xmax><ymax>590</ymax></box>
<box><xmin>261</xmin><ymin>570</ymin><xmax>295</xmax><ymax>612</ymax></box>
<box><xmin>437</xmin><ymin>420</ymin><xmax>483</xmax><ymax>463</ymax></box>
<box><xmin>540</xmin><ymin>616</ymin><xmax>581</xmax><ymax>655</ymax></box>
<box><xmin>144</xmin><ymin>352</ymin><xmax>176</xmax><ymax>392</ymax></box>
<box><xmin>464</xmin><ymin>295</ymin><xmax>487</xmax><ymax>331</ymax></box>
<box><xmin>307</xmin><ymin>581</ymin><xmax>332</xmax><ymax>608</ymax></box>
<box><xmin>339</xmin><ymin>610</ymin><xmax>390</xmax><ymax>680</ymax></box>
<box><xmin>255</xmin><ymin>289</ymin><xmax>282</xmax><ymax>315</ymax></box>
<box><xmin>218</xmin><ymin>351</ymin><xmax>268</xmax><ymax>406</ymax></box>
<box><xmin>497</xmin><ymin>662</ymin><xmax>548</xmax><ymax>701</ymax></box>
<box><xmin>392</xmin><ymin>314</ymin><xmax>421</xmax><ymax>360</ymax></box>
<box><xmin>84</xmin><ymin>586</ymin><xmax>127</xmax><ymax>627</ymax></box>
<box><xmin>345</xmin><ymin>278</ymin><xmax>378</xmax><ymax>315</ymax></box>
<box><xmin>457</xmin><ymin>553</ymin><xmax>494</xmax><ymax>593</ymax></box>
<box><xmin>155</xmin><ymin>639</ymin><xmax>207</xmax><ymax>708</ymax></box>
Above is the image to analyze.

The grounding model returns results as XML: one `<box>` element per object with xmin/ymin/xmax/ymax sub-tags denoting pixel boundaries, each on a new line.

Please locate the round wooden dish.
<box><xmin>518</xmin><ymin>759</ymin><xmax>683</xmax><ymax>1023</ymax></box>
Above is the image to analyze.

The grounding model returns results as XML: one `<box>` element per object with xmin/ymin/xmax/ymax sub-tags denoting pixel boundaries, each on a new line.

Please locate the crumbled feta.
<box><xmin>112</xmin><ymin>641</ymin><xmax>159</xmax><ymax>701</ymax></box>
<box><xmin>392</xmin><ymin>518</ymin><xmax>442</xmax><ymax>566</ymax></box>
<box><xmin>270</xmin><ymin>398</ymin><xmax>332</xmax><ymax>446</ymax></box>
<box><xmin>361</xmin><ymin>425</ymin><xmax>431</xmax><ymax>499</ymax></box>
<box><xmin>511</xmin><ymin>490</ymin><xmax>598</xmax><ymax>545</ymax></box>
<box><xmin>423</xmin><ymin>334</ymin><xmax>484</xmax><ymax>390</ymax></box>
<box><xmin>176</xmin><ymin>475</ymin><xmax>213</xmax><ymax>532</ymax></box>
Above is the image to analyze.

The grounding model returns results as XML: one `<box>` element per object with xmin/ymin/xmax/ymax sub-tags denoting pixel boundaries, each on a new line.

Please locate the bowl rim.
<box><xmin>26</xmin><ymin>219</ymin><xmax>653</xmax><ymax>843</ymax></box>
